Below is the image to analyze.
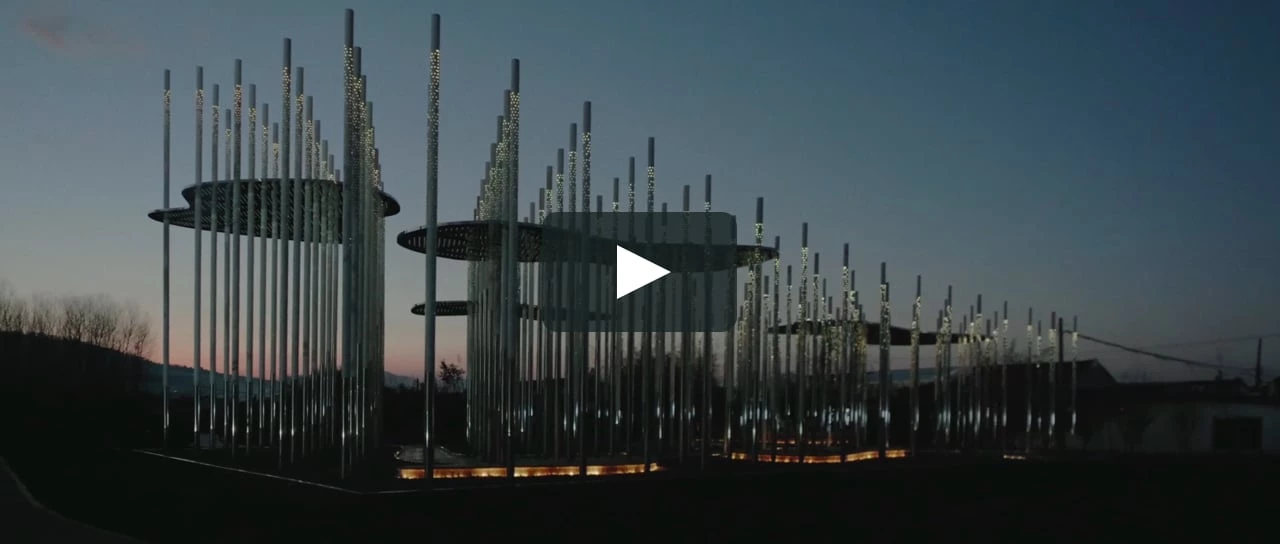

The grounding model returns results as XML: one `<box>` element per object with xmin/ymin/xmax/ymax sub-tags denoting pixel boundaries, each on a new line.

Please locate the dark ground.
<box><xmin>7</xmin><ymin>449</ymin><xmax>1278</xmax><ymax>543</ymax></box>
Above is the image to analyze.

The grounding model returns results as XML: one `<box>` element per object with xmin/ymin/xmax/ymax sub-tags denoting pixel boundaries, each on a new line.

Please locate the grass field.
<box><xmin>7</xmin><ymin>449</ymin><xmax>1277</xmax><ymax>542</ymax></box>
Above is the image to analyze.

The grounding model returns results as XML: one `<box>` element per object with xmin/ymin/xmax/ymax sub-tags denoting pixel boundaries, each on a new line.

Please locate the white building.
<box><xmin>1078</xmin><ymin>379</ymin><xmax>1280</xmax><ymax>454</ymax></box>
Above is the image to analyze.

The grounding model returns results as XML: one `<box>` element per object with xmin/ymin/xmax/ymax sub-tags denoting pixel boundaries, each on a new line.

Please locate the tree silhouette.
<box><xmin>439</xmin><ymin>361</ymin><xmax>466</xmax><ymax>393</ymax></box>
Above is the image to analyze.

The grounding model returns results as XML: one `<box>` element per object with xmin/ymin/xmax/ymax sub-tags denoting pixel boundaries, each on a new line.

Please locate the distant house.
<box><xmin>1076</xmin><ymin>379</ymin><xmax>1280</xmax><ymax>454</ymax></box>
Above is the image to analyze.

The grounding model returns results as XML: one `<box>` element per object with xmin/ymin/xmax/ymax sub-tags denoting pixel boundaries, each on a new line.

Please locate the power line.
<box><xmin>1063</xmin><ymin>332</ymin><xmax>1280</xmax><ymax>353</ymax></box>
<box><xmin>1077</xmin><ymin>333</ymin><xmax>1256</xmax><ymax>371</ymax></box>
<box><xmin>1114</xmin><ymin>332</ymin><xmax>1280</xmax><ymax>352</ymax></box>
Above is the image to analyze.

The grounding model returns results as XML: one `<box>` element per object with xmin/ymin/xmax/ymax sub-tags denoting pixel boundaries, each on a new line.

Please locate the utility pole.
<box><xmin>1255</xmin><ymin>338</ymin><xmax>1263</xmax><ymax>390</ymax></box>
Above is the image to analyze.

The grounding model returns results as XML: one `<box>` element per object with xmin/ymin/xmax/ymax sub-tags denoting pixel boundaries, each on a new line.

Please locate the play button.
<box><xmin>615</xmin><ymin>244</ymin><xmax>670</xmax><ymax>299</ymax></box>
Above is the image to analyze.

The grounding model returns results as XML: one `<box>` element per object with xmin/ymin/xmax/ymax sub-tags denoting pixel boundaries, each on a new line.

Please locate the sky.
<box><xmin>1</xmin><ymin>0</ymin><xmax>1278</xmax><ymax>382</ymax></box>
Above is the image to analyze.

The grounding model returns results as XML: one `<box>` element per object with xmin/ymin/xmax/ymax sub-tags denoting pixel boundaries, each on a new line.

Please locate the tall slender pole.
<box><xmin>1056</xmin><ymin>315</ymin><xmax>1064</xmax><ymax>450</ymax></box>
<box><xmin>773</xmin><ymin>237</ymin><xmax>782</xmax><ymax>459</ymax></box>
<box><xmin>796</xmin><ymin>223</ymin><xmax>808</xmax><ymax>461</ymax></box>
<box><xmin>193</xmin><ymin>67</ymin><xmax>205</xmax><ymax>448</ymax></box>
<box><xmin>423</xmin><ymin>12</ymin><xmax>441</xmax><ymax>485</ymax></box>
<box><xmin>700</xmin><ymin>175</ymin><xmax>712</xmax><ymax>470</ymax></box>
<box><xmin>279</xmin><ymin>38</ymin><xmax>293</xmax><ymax>467</ymax></box>
<box><xmin>577</xmin><ymin>105</ymin><xmax>591</xmax><ymax>476</ymax></box>
<box><xmin>246</xmin><ymin>84</ymin><xmax>258</xmax><ymax>451</ymax></box>
<box><xmin>291</xmin><ymin>64</ymin><xmax>304</xmax><ymax>462</ymax></box>
<box><xmin>624</xmin><ymin>156</ymin><xmax>634</xmax><ymax>456</ymax></box>
<box><xmin>751</xmin><ymin>198</ymin><xmax>763</xmax><ymax>461</ymax></box>
<box><xmin>507</xmin><ymin>63</ymin><xmax>522</xmax><ymax>478</ymax></box>
<box><xmin>1070</xmin><ymin>316</ymin><xmax>1078</xmax><ymax>439</ymax></box>
<box><xmin>641</xmin><ymin>136</ymin><xmax>653</xmax><ymax>474</ymax></box>
<box><xmin>1025</xmin><ymin>307</ymin><xmax>1033</xmax><ymax>454</ymax></box>
<box><xmin>1255</xmin><ymin>338</ymin><xmax>1263</xmax><ymax>390</ymax></box>
<box><xmin>878</xmin><ymin>262</ymin><xmax>890</xmax><ymax>457</ymax></box>
<box><xmin>210</xmin><ymin>84</ymin><xmax>220</xmax><ymax>446</ymax></box>
<box><xmin>909</xmin><ymin>275</ymin><xmax>921</xmax><ymax>455</ymax></box>
<box><xmin>301</xmin><ymin>93</ymin><xmax>314</xmax><ymax>457</ymax></box>
<box><xmin>340</xmin><ymin>10</ymin><xmax>354</xmax><ymax>476</ymax></box>
<box><xmin>162</xmin><ymin>69</ymin><xmax>172</xmax><ymax>449</ymax></box>
<box><xmin>231</xmin><ymin>59</ymin><xmax>243</xmax><ymax>454</ymax></box>
<box><xmin>942</xmin><ymin>286</ymin><xmax>953</xmax><ymax>448</ymax></box>
<box><xmin>258</xmin><ymin>103</ymin><xmax>268</xmax><ymax>446</ymax></box>
<box><xmin>1001</xmin><ymin>301</ymin><xmax>1009</xmax><ymax>450</ymax></box>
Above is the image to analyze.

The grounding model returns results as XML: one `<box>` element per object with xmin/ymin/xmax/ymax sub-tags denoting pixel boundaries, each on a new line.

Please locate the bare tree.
<box><xmin>85</xmin><ymin>295</ymin><xmax>120</xmax><ymax>350</ymax></box>
<box><xmin>439</xmin><ymin>361</ymin><xmax>466</xmax><ymax>393</ymax></box>
<box><xmin>27</xmin><ymin>294</ymin><xmax>57</xmax><ymax>337</ymax></box>
<box><xmin>0</xmin><ymin>281</ymin><xmax>28</xmax><ymax>332</ymax></box>
<box><xmin>59</xmin><ymin>295</ymin><xmax>91</xmax><ymax>342</ymax></box>
<box><xmin>124</xmin><ymin>304</ymin><xmax>151</xmax><ymax>358</ymax></box>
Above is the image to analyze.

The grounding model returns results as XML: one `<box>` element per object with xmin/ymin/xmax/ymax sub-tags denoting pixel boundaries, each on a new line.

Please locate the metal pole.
<box><xmin>910</xmin><ymin>275</ymin><xmax>921</xmax><ymax>456</ymax></box>
<box><xmin>1001</xmin><ymin>301</ymin><xmax>1009</xmax><ymax>450</ymax></box>
<box><xmin>210</xmin><ymin>83</ymin><xmax>220</xmax><ymax>447</ymax></box>
<box><xmin>1025</xmin><ymin>307</ymin><xmax>1033</xmax><ymax>454</ymax></box>
<box><xmin>270</xmin><ymin>121</ymin><xmax>280</xmax><ymax>453</ymax></box>
<box><xmin>625</xmin><ymin>156</ymin><xmax>634</xmax><ymax>456</ymax></box>
<box><xmin>258</xmin><ymin>103</ymin><xmax>269</xmax><ymax>447</ymax></box>
<box><xmin>1070</xmin><ymin>316</ymin><xmax>1078</xmax><ymax>440</ymax></box>
<box><xmin>878</xmin><ymin>262</ymin><xmax>889</xmax><ymax>457</ymax></box>
<box><xmin>423</xmin><ymin>12</ymin><xmax>441</xmax><ymax>485</ymax></box>
<box><xmin>700</xmin><ymin>175</ymin><xmax>712</xmax><ymax>470</ymax></box>
<box><xmin>943</xmin><ymin>286</ymin><xmax>953</xmax><ymax>448</ymax></box>
<box><xmin>773</xmin><ymin>238</ymin><xmax>782</xmax><ymax>460</ymax></box>
<box><xmin>162</xmin><ymin>69</ymin><xmax>172</xmax><ymax>449</ymax></box>
<box><xmin>301</xmin><ymin>93</ymin><xmax>314</xmax><ymax>457</ymax></box>
<box><xmin>193</xmin><ymin>67</ymin><xmax>205</xmax><ymax>448</ymax></box>
<box><xmin>246</xmin><ymin>84</ymin><xmax>257</xmax><ymax>451</ymax></box>
<box><xmin>796</xmin><ymin>223</ymin><xmax>808</xmax><ymax>461</ymax></box>
<box><xmin>289</xmin><ymin>63</ymin><xmax>305</xmax><ymax>462</ymax></box>
<box><xmin>641</xmin><ymin>136</ymin><xmax>653</xmax><ymax>474</ymax></box>
<box><xmin>577</xmin><ymin>104</ymin><xmax>590</xmax><ymax>476</ymax></box>
<box><xmin>231</xmin><ymin>60</ymin><xmax>243</xmax><ymax>454</ymax></box>
<box><xmin>222</xmin><ymin>107</ymin><xmax>232</xmax><ymax>448</ymax></box>
<box><xmin>609</xmin><ymin>177</ymin><xmax>619</xmax><ymax>457</ymax></box>
<box><xmin>751</xmin><ymin>198</ymin><xmax>763</xmax><ymax>461</ymax></box>
<box><xmin>338</xmin><ymin>12</ymin><xmax>353</xmax><ymax>475</ymax></box>
<box><xmin>278</xmin><ymin>38</ymin><xmax>293</xmax><ymax>467</ymax></box>
<box><xmin>1055</xmin><ymin>315</ymin><xmax>1063</xmax><ymax>450</ymax></box>
<box><xmin>508</xmin><ymin>64</ymin><xmax>522</xmax><ymax>478</ymax></box>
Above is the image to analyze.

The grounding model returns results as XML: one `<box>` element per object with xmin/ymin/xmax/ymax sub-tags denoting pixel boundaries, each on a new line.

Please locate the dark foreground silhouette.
<box><xmin>7</xmin><ymin>448</ymin><xmax>1277</xmax><ymax>542</ymax></box>
<box><xmin>4</xmin><ymin>331</ymin><xmax>1277</xmax><ymax>541</ymax></box>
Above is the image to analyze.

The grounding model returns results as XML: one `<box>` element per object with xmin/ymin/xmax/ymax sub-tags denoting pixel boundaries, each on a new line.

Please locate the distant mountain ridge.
<box><xmin>0</xmin><ymin>331</ymin><xmax>419</xmax><ymax>396</ymax></box>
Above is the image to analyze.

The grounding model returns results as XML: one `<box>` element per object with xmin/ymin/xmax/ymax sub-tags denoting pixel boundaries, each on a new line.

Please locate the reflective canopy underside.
<box><xmin>772</xmin><ymin>319</ymin><xmax>973</xmax><ymax>345</ymax></box>
<box><xmin>410</xmin><ymin>301</ymin><xmax>611</xmax><ymax>320</ymax></box>
<box><xmin>397</xmin><ymin>220</ymin><xmax>780</xmax><ymax>267</ymax></box>
<box><xmin>148</xmin><ymin>178</ymin><xmax>401</xmax><ymax>241</ymax></box>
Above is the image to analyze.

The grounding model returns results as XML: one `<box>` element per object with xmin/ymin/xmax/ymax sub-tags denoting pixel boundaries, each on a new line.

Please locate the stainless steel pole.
<box><xmin>423</xmin><ymin>12</ymin><xmax>441</xmax><ymax>485</ymax></box>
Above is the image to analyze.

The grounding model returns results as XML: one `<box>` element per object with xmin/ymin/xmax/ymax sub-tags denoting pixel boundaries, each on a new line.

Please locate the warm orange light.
<box><xmin>724</xmin><ymin>448</ymin><xmax>908</xmax><ymax>464</ymax></box>
<box><xmin>397</xmin><ymin>463</ymin><xmax>661</xmax><ymax>480</ymax></box>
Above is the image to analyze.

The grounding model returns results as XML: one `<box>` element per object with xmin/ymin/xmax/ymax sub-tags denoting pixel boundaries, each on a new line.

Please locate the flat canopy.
<box><xmin>147</xmin><ymin>179</ymin><xmax>400</xmax><ymax>241</ymax></box>
<box><xmin>410</xmin><ymin>301</ymin><xmax>612</xmax><ymax>320</ymax></box>
<box><xmin>397</xmin><ymin>220</ymin><xmax>780</xmax><ymax>267</ymax></box>
<box><xmin>770</xmin><ymin>319</ymin><xmax>978</xmax><ymax>346</ymax></box>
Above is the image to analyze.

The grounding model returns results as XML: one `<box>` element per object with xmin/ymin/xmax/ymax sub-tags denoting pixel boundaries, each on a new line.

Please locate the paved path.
<box><xmin>0</xmin><ymin>457</ymin><xmax>145</xmax><ymax>543</ymax></box>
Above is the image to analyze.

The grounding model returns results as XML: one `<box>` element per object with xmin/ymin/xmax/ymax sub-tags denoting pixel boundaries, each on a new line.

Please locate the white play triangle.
<box><xmin>615</xmin><ymin>244</ymin><xmax>670</xmax><ymax>299</ymax></box>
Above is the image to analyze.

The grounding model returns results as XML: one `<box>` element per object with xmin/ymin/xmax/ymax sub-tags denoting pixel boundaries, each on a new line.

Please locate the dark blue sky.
<box><xmin>1</xmin><ymin>0</ymin><xmax>1277</xmax><ymax>379</ymax></box>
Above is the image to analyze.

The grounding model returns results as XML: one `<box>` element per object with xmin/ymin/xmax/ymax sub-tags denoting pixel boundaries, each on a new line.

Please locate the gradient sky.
<box><xmin>2</xmin><ymin>0</ymin><xmax>1277</xmax><ymax>381</ymax></box>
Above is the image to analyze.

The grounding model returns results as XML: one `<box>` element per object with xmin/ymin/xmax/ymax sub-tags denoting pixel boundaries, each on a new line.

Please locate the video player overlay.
<box><xmin>540</xmin><ymin>211</ymin><xmax>760</xmax><ymax>333</ymax></box>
